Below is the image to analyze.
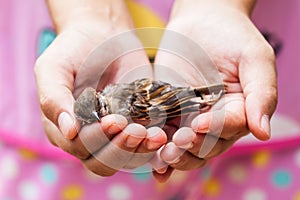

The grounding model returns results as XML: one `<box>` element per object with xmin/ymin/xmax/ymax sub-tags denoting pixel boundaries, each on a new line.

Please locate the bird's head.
<box><xmin>74</xmin><ymin>87</ymin><xmax>100</xmax><ymax>124</ymax></box>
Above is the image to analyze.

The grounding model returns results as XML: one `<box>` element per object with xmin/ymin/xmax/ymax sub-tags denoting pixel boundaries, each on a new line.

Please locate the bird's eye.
<box><xmin>95</xmin><ymin>94</ymin><xmax>100</xmax><ymax>108</ymax></box>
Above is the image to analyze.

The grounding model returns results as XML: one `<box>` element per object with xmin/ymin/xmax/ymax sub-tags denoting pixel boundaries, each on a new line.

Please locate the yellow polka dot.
<box><xmin>202</xmin><ymin>177</ymin><xmax>221</xmax><ymax>197</ymax></box>
<box><xmin>61</xmin><ymin>184</ymin><xmax>84</xmax><ymax>200</ymax></box>
<box><xmin>293</xmin><ymin>190</ymin><xmax>300</xmax><ymax>200</ymax></box>
<box><xmin>19</xmin><ymin>148</ymin><xmax>38</xmax><ymax>160</ymax></box>
<box><xmin>155</xmin><ymin>182</ymin><xmax>167</xmax><ymax>192</ymax></box>
<box><xmin>252</xmin><ymin>150</ymin><xmax>271</xmax><ymax>168</ymax></box>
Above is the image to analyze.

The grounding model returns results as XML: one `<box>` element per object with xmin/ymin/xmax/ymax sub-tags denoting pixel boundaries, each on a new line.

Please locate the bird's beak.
<box><xmin>92</xmin><ymin>111</ymin><xmax>100</xmax><ymax>121</ymax></box>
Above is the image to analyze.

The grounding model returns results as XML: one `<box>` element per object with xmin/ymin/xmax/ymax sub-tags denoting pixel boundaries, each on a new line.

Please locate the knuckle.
<box><xmin>251</xmin><ymin>40</ymin><xmax>276</xmax><ymax>63</ymax></box>
<box><xmin>64</xmin><ymin>145</ymin><xmax>90</xmax><ymax>160</ymax></box>
<box><xmin>96</xmin><ymin>170</ymin><xmax>116</xmax><ymax>177</ymax></box>
<box><xmin>171</xmin><ymin>156</ymin><xmax>205</xmax><ymax>171</ymax></box>
<box><xmin>87</xmin><ymin>164</ymin><xmax>117</xmax><ymax>177</ymax></box>
<box><xmin>56</xmin><ymin>139</ymin><xmax>90</xmax><ymax>160</ymax></box>
<box><xmin>41</xmin><ymin>116</ymin><xmax>59</xmax><ymax>147</ymax></box>
<box><xmin>39</xmin><ymin>94</ymin><xmax>56</xmax><ymax>120</ymax></box>
<box><xmin>39</xmin><ymin>93</ymin><xmax>52</xmax><ymax>110</ymax></box>
<box><xmin>265</xmin><ymin>86</ymin><xmax>278</xmax><ymax>113</ymax></box>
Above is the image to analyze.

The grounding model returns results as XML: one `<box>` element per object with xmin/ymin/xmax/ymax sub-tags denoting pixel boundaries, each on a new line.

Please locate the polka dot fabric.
<box><xmin>2</xmin><ymin>145</ymin><xmax>300</xmax><ymax>199</ymax></box>
<box><xmin>0</xmin><ymin>143</ymin><xmax>196</xmax><ymax>200</ymax></box>
<box><xmin>190</xmin><ymin>148</ymin><xmax>300</xmax><ymax>200</ymax></box>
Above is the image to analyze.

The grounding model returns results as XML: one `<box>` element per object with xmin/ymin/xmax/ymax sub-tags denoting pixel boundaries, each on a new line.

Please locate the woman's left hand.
<box><xmin>152</xmin><ymin>0</ymin><xmax>277</xmax><ymax>182</ymax></box>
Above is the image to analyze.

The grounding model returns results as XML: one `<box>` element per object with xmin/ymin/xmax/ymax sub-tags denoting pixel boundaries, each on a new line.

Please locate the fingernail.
<box><xmin>102</xmin><ymin>115</ymin><xmax>128</xmax><ymax>134</ymax></box>
<box><xmin>173</xmin><ymin>127</ymin><xmax>195</xmax><ymax>149</ymax></box>
<box><xmin>167</xmin><ymin>156</ymin><xmax>181</xmax><ymax>164</ymax></box>
<box><xmin>147</xmin><ymin>142</ymin><xmax>163</xmax><ymax>150</ymax></box>
<box><xmin>155</xmin><ymin>166</ymin><xmax>168</xmax><ymax>174</ymax></box>
<box><xmin>147</xmin><ymin>127</ymin><xmax>161</xmax><ymax>138</ymax></box>
<box><xmin>106</xmin><ymin>123</ymin><xmax>122</xmax><ymax>135</ymax></box>
<box><xmin>191</xmin><ymin>118</ymin><xmax>208</xmax><ymax>133</ymax></box>
<box><xmin>191</xmin><ymin>119</ymin><xmax>198</xmax><ymax>131</ymax></box>
<box><xmin>177</xmin><ymin>142</ymin><xmax>193</xmax><ymax>149</ymax></box>
<box><xmin>58</xmin><ymin>112</ymin><xmax>75</xmax><ymax>138</ymax></box>
<box><xmin>260</xmin><ymin>114</ymin><xmax>271</xmax><ymax>137</ymax></box>
<box><xmin>146</xmin><ymin>127</ymin><xmax>164</xmax><ymax>150</ymax></box>
<box><xmin>126</xmin><ymin>136</ymin><xmax>142</xmax><ymax>148</ymax></box>
<box><xmin>124</xmin><ymin>124</ymin><xmax>146</xmax><ymax>148</ymax></box>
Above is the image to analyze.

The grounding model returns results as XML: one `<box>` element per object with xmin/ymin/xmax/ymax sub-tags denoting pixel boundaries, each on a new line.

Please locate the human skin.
<box><xmin>35</xmin><ymin>0</ymin><xmax>277</xmax><ymax>181</ymax></box>
<box><xmin>153</xmin><ymin>0</ymin><xmax>277</xmax><ymax>182</ymax></box>
<box><xmin>35</xmin><ymin>0</ymin><xmax>167</xmax><ymax>176</ymax></box>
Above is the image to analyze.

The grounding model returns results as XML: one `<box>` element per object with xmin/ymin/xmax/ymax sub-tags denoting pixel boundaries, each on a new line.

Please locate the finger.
<box><xmin>240</xmin><ymin>43</ymin><xmax>277</xmax><ymax>140</ymax></box>
<box><xmin>160</xmin><ymin>142</ymin><xmax>206</xmax><ymax>171</ymax></box>
<box><xmin>100</xmin><ymin>114</ymin><xmax>128</xmax><ymax>134</ymax></box>
<box><xmin>150</xmin><ymin>146</ymin><xmax>168</xmax><ymax>174</ymax></box>
<box><xmin>169</xmin><ymin>152</ymin><xmax>206</xmax><ymax>171</ymax></box>
<box><xmin>172</xmin><ymin>127</ymin><xmax>197</xmax><ymax>149</ymax></box>
<box><xmin>78</xmin><ymin>114</ymin><xmax>128</xmax><ymax>154</ymax></box>
<box><xmin>35</xmin><ymin>35</ymin><xmax>83</xmax><ymax>139</ymax></box>
<box><xmin>172</xmin><ymin>127</ymin><xmax>237</xmax><ymax>160</ymax></box>
<box><xmin>187</xmin><ymin>134</ymin><xmax>235</xmax><ymax>160</ymax></box>
<box><xmin>42</xmin><ymin>116</ymin><xmax>91</xmax><ymax>160</ymax></box>
<box><xmin>82</xmin><ymin>123</ymin><xmax>147</xmax><ymax>175</ymax></box>
<box><xmin>191</xmin><ymin>94</ymin><xmax>248</xmax><ymax>140</ymax></box>
<box><xmin>141</xmin><ymin>127</ymin><xmax>168</xmax><ymax>152</ymax></box>
<box><xmin>152</xmin><ymin>167</ymin><xmax>174</xmax><ymax>183</ymax></box>
<box><xmin>123</xmin><ymin>127</ymin><xmax>168</xmax><ymax>169</ymax></box>
<box><xmin>160</xmin><ymin>142</ymin><xmax>185</xmax><ymax>164</ymax></box>
<box><xmin>44</xmin><ymin>114</ymin><xmax>127</xmax><ymax>160</ymax></box>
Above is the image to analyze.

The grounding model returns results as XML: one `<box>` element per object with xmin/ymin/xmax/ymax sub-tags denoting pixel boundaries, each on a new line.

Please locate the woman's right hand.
<box><xmin>35</xmin><ymin>0</ymin><xmax>167</xmax><ymax>176</ymax></box>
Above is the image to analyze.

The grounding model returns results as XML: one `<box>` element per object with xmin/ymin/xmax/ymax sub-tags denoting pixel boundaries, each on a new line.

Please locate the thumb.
<box><xmin>35</xmin><ymin>51</ymin><xmax>78</xmax><ymax>140</ymax></box>
<box><xmin>240</xmin><ymin>45</ymin><xmax>278</xmax><ymax>140</ymax></box>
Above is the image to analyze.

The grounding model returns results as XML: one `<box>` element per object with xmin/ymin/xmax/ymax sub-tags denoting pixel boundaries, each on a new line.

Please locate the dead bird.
<box><xmin>74</xmin><ymin>78</ymin><xmax>226</xmax><ymax>126</ymax></box>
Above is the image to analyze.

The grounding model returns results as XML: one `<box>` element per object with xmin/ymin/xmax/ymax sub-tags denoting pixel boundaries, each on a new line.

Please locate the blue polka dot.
<box><xmin>37</xmin><ymin>28</ymin><xmax>56</xmax><ymax>56</ymax></box>
<box><xmin>132</xmin><ymin>166</ymin><xmax>151</xmax><ymax>181</ymax></box>
<box><xmin>39</xmin><ymin>164</ymin><xmax>58</xmax><ymax>184</ymax></box>
<box><xmin>200</xmin><ymin>167</ymin><xmax>212</xmax><ymax>179</ymax></box>
<box><xmin>272</xmin><ymin>170</ymin><xmax>291</xmax><ymax>188</ymax></box>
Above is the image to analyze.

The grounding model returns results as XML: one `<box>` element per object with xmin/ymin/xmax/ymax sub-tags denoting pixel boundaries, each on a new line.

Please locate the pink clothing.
<box><xmin>0</xmin><ymin>0</ymin><xmax>300</xmax><ymax>199</ymax></box>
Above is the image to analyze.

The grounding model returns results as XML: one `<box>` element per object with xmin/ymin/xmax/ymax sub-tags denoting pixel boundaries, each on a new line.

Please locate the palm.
<box><xmin>152</xmin><ymin>8</ymin><xmax>273</xmax><ymax>176</ymax></box>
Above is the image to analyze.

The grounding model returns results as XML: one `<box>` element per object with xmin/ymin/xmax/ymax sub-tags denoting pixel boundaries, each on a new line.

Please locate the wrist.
<box><xmin>172</xmin><ymin>0</ymin><xmax>256</xmax><ymax>19</ymax></box>
<box><xmin>222</xmin><ymin>0</ymin><xmax>257</xmax><ymax>16</ymax></box>
<box><xmin>47</xmin><ymin>0</ymin><xmax>134</xmax><ymax>34</ymax></box>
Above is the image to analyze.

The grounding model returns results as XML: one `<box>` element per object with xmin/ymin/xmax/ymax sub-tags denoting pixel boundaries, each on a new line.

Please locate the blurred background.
<box><xmin>0</xmin><ymin>0</ymin><xmax>299</xmax><ymax>199</ymax></box>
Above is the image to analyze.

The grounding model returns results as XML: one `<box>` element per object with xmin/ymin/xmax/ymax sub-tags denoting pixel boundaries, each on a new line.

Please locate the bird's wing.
<box><xmin>148</xmin><ymin>83</ymin><xmax>226</xmax><ymax>119</ymax></box>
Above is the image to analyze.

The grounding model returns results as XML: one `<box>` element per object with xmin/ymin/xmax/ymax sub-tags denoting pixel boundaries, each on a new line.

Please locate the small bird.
<box><xmin>74</xmin><ymin>78</ymin><xmax>226</xmax><ymax>126</ymax></box>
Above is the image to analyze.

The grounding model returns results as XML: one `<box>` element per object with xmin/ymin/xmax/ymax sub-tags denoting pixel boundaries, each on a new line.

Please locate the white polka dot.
<box><xmin>18</xmin><ymin>180</ymin><xmax>40</xmax><ymax>200</ymax></box>
<box><xmin>243</xmin><ymin>188</ymin><xmax>267</xmax><ymax>200</ymax></box>
<box><xmin>107</xmin><ymin>183</ymin><xmax>131</xmax><ymax>200</ymax></box>
<box><xmin>0</xmin><ymin>156</ymin><xmax>19</xmax><ymax>179</ymax></box>
<box><xmin>294</xmin><ymin>149</ymin><xmax>300</xmax><ymax>167</ymax></box>
<box><xmin>228</xmin><ymin>164</ymin><xmax>247</xmax><ymax>183</ymax></box>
